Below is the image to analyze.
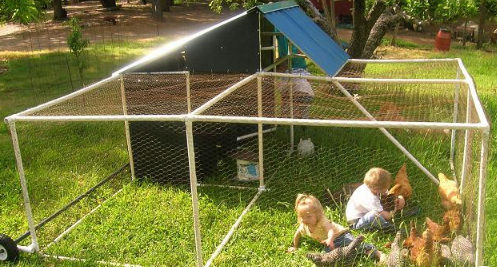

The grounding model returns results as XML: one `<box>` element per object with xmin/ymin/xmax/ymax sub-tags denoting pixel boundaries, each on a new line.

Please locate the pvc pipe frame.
<box><xmin>5</xmin><ymin>61</ymin><xmax>490</xmax><ymax>267</ymax></box>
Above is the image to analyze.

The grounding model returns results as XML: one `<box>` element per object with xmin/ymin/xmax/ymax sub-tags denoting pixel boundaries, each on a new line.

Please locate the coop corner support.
<box><xmin>475</xmin><ymin>127</ymin><xmax>490</xmax><ymax>267</ymax></box>
<box><xmin>257</xmin><ymin>76</ymin><xmax>265</xmax><ymax>188</ymax></box>
<box><xmin>120</xmin><ymin>74</ymin><xmax>136</xmax><ymax>181</ymax></box>
<box><xmin>6</xmin><ymin>119</ymin><xmax>40</xmax><ymax>253</ymax></box>
<box><xmin>184</xmin><ymin>118</ymin><xmax>204</xmax><ymax>267</ymax></box>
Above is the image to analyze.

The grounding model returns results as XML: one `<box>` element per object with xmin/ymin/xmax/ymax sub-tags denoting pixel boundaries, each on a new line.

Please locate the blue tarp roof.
<box><xmin>261</xmin><ymin>3</ymin><xmax>349</xmax><ymax>76</ymax></box>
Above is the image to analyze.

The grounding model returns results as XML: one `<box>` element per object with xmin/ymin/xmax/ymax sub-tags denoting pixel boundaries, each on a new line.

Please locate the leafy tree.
<box><xmin>67</xmin><ymin>18</ymin><xmax>89</xmax><ymax>86</ymax></box>
<box><xmin>476</xmin><ymin>0</ymin><xmax>497</xmax><ymax>48</ymax></box>
<box><xmin>0</xmin><ymin>0</ymin><xmax>41</xmax><ymax>23</ymax></box>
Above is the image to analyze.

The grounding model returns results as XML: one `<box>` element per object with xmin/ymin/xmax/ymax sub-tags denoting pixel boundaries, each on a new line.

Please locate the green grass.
<box><xmin>0</xmin><ymin>39</ymin><xmax>496</xmax><ymax>267</ymax></box>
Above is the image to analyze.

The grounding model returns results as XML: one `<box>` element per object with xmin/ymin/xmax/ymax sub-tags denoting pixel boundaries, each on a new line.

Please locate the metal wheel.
<box><xmin>0</xmin><ymin>234</ymin><xmax>19</xmax><ymax>262</ymax></box>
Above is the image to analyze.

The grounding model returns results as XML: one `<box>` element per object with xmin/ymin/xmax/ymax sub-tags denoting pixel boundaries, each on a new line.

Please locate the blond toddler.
<box><xmin>288</xmin><ymin>194</ymin><xmax>383</xmax><ymax>260</ymax></box>
<box><xmin>346</xmin><ymin>168</ymin><xmax>406</xmax><ymax>231</ymax></box>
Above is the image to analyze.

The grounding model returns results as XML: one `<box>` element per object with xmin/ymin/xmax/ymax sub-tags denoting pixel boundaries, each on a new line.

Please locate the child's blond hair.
<box><xmin>294</xmin><ymin>194</ymin><xmax>325</xmax><ymax>224</ymax></box>
<box><xmin>364</xmin><ymin>167</ymin><xmax>392</xmax><ymax>191</ymax></box>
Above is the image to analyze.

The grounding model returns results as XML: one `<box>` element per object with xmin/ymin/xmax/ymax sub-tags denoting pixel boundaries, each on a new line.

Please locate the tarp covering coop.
<box><xmin>3</xmin><ymin>1</ymin><xmax>490</xmax><ymax>267</ymax></box>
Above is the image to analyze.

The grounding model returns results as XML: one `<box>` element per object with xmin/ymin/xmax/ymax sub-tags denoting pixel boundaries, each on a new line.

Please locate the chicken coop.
<box><xmin>2</xmin><ymin>1</ymin><xmax>490</xmax><ymax>266</ymax></box>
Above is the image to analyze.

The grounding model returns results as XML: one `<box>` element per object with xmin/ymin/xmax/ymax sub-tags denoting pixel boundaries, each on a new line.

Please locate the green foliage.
<box><xmin>0</xmin><ymin>0</ymin><xmax>41</xmax><ymax>24</ymax></box>
<box><xmin>67</xmin><ymin>18</ymin><xmax>89</xmax><ymax>60</ymax></box>
<box><xmin>380</xmin><ymin>37</ymin><xmax>423</xmax><ymax>48</ymax></box>
<box><xmin>433</xmin><ymin>0</ymin><xmax>478</xmax><ymax>23</ymax></box>
<box><xmin>67</xmin><ymin>18</ymin><xmax>89</xmax><ymax>85</ymax></box>
<box><xmin>207</xmin><ymin>0</ymin><xmax>260</xmax><ymax>13</ymax></box>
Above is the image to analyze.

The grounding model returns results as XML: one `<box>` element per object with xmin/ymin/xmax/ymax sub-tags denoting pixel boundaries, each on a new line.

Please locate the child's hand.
<box><xmin>287</xmin><ymin>246</ymin><xmax>297</xmax><ymax>253</ymax></box>
<box><xmin>320</xmin><ymin>239</ymin><xmax>335</xmax><ymax>250</ymax></box>
<box><xmin>395</xmin><ymin>196</ymin><xmax>406</xmax><ymax>210</ymax></box>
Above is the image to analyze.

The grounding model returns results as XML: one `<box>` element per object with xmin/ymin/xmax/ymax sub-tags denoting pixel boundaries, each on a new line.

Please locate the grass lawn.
<box><xmin>0</xmin><ymin>38</ymin><xmax>496</xmax><ymax>267</ymax></box>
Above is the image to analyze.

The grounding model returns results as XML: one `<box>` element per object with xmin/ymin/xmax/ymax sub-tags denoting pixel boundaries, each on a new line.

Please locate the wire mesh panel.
<box><xmin>30</xmin><ymin>77</ymin><xmax>124</xmax><ymax>117</ymax></box>
<box><xmin>5</xmin><ymin>62</ymin><xmax>488</xmax><ymax>267</ymax></box>
<box><xmin>338</xmin><ymin>60</ymin><xmax>463</xmax><ymax>79</ymax></box>
<box><xmin>124</xmin><ymin>73</ymin><xmax>189</xmax><ymax>115</ymax></box>
<box><xmin>11</xmin><ymin>121</ymin><xmax>128</xmax><ymax>246</ymax></box>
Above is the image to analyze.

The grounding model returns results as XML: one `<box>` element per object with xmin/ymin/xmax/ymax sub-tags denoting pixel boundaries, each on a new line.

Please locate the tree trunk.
<box><xmin>101</xmin><ymin>0</ymin><xmax>117</xmax><ymax>8</ymax></box>
<box><xmin>390</xmin><ymin>22</ymin><xmax>399</xmax><ymax>46</ymax></box>
<box><xmin>347</xmin><ymin>0</ymin><xmax>387</xmax><ymax>58</ymax></box>
<box><xmin>362</xmin><ymin>7</ymin><xmax>402</xmax><ymax>59</ymax></box>
<box><xmin>162</xmin><ymin>0</ymin><xmax>170</xmax><ymax>12</ymax></box>
<box><xmin>99</xmin><ymin>0</ymin><xmax>117</xmax><ymax>8</ymax></box>
<box><xmin>53</xmin><ymin>0</ymin><xmax>67</xmax><ymax>21</ymax></box>
<box><xmin>151</xmin><ymin>0</ymin><xmax>163</xmax><ymax>21</ymax></box>
<box><xmin>477</xmin><ymin>1</ymin><xmax>487</xmax><ymax>49</ymax></box>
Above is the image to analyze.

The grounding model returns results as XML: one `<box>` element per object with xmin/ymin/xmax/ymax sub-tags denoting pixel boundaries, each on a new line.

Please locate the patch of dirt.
<box><xmin>0</xmin><ymin>0</ymin><xmax>240</xmax><ymax>51</ymax></box>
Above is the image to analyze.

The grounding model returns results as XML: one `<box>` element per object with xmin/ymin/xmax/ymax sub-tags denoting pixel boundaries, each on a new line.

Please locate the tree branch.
<box><xmin>366</xmin><ymin>0</ymin><xmax>387</xmax><ymax>31</ymax></box>
<box><xmin>362</xmin><ymin>7</ymin><xmax>402</xmax><ymax>59</ymax></box>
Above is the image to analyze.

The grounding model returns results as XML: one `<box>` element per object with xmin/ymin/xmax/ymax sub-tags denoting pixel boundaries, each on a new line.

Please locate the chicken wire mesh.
<box><xmin>201</xmin><ymin>74</ymin><xmax>472</xmax><ymax>125</ymax></box>
<box><xmin>5</xmin><ymin>63</ymin><xmax>489</xmax><ymax>266</ymax></box>
<box><xmin>8</xmin><ymin>121</ymin><xmax>129</xmax><ymax>247</ymax></box>
<box><xmin>337</xmin><ymin>60</ymin><xmax>463</xmax><ymax>79</ymax></box>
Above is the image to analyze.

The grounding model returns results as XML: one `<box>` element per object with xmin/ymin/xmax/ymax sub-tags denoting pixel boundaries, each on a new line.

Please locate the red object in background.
<box><xmin>435</xmin><ymin>28</ymin><xmax>451</xmax><ymax>51</ymax></box>
<box><xmin>309</xmin><ymin>0</ymin><xmax>353</xmax><ymax>23</ymax></box>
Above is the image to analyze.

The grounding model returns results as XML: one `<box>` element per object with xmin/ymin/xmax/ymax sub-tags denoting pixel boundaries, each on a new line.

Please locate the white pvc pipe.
<box><xmin>190</xmin><ymin>115</ymin><xmax>485</xmax><ymax>130</ymax></box>
<box><xmin>42</xmin><ymin>254</ymin><xmax>143</xmax><ymax>267</ymax></box>
<box><xmin>289</xmin><ymin>74</ymin><xmax>294</xmax><ymax>153</ymax></box>
<box><xmin>262</xmin><ymin>55</ymin><xmax>290</xmax><ymax>72</ymax></box>
<box><xmin>5</xmin><ymin>76</ymin><xmax>119</xmax><ymax>119</ymax></box>
<box><xmin>186</xmin><ymin>72</ymin><xmax>192</xmax><ymax>113</ymax></box>
<box><xmin>257</xmin><ymin>76</ymin><xmax>265</xmax><ymax>188</ymax></box>
<box><xmin>475</xmin><ymin>129</ymin><xmax>490</xmax><ymax>267</ymax></box>
<box><xmin>124</xmin><ymin>71</ymin><xmax>189</xmax><ymax>75</ymax></box>
<box><xmin>347</xmin><ymin>58</ymin><xmax>458</xmax><ymax>63</ymax></box>
<box><xmin>185</xmin><ymin>120</ymin><xmax>204</xmax><ymax>267</ymax></box>
<box><xmin>8</xmin><ymin>121</ymin><xmax>39</xmax><ymax>252</ymax></box>
<box><xmin>449</xmin><ymin>69</ymin><xmax>460</xmax><ymax>183</ymax></box>
<box><xmin>237</xmin><ymin>127</ymin><xmax>277</xmax><ymax>141</ymax></box>
<box><xmin>204</xmin><ymin>190</ymin><xmax>263</xmax><ymax>267</ymax></box>
<box><xmin>260</xmin><ymin>72</ymin><xmax>465</xmax><ymax>84</ymax></box>
<box><xmin>8</xmin><ymin>113</ymin><xmax>486</xmax><ymax>130</ymax></box>
<box><xmin>456</xmin><ymin>59</ymin><xmax>489</xmax><ymax>127</ymax></box>
<box><xmin>191</xmin><ymin>74</ymin><xmax>257</xmax><ymax>115</ymax></box>
<box><xmin>43</xmin><ymin>189</ymin><xmax>124</xmax><ymax>251</ymax></box>
<box><xmin>196</xmin><ymin>183</ymin><xmax>259</xmax><ymax>191</ymax></box>
<box><xmin>460</xmin><ymin>92</ymin><xmax>473</xmax><ymax>193</ymax></box>
<box><xmin>332</xmin><ymin>81</ymin><xmax>439</xmax><ymax>184</ymax></box>
<box><xmin>10</xmin><ymin>115</ymin><xmax>185</xmax><ymax>122</ymax></box>
<box><xmin>17</xmin><ymin>244</ymin><xmax>36</xmax><ymax>253</ymax></box>
<box><xmin>258</xmin><ymin>11</ymin><xmax>262</xmax><ymax>71</ymax></box>
<box><xmin>120</xmin><ymin>75</ymin><xmax>135</xmax><ymax>181</ymax></box>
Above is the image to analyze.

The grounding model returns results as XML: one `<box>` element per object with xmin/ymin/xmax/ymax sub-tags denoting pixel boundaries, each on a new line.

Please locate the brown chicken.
<box><xmin>425</xmin><ymin>217</ymin><xmax>450</xmax><ymax>243</ymax></box>
<box><xmin>389</xmin><ymin>163</ymin><xmax>412</xmax><ymax>200</ymax></box>
<box><xmin>443</xmin><ymin>209</ymin><xmax>464</xmax><ymax>235</ymax></box>
<box><xmin>412</xmin><ymin>229</ymin><xmax>441</xmax><ymax>267</ymax></box>
<box><xmin>403</xmin><ymin>221</ymin><xmax>420</xmax><ymax>248</ymax></box>
<box><xmin>438</xmin><ymin>173</ymin><xmax>462</xmax><ymax>210</ymax></box>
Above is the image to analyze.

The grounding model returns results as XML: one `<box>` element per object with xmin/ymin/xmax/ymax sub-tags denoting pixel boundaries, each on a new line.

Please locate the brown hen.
<box><xmin>438</xmin><ymin>173</ymin><xmax>462</xmax><ymax>210</ymax></box>
<box><xmin>389</xmin><ymin>163</ymin><xmax>412</xmax><ymax>200</ymax></box>
<box><xmin>443</xmin><ymin>209</ymin><xmax>464</xmax><ymax>235</ymax></box>
<box><xmin>403</xmin><ymin>221</ymin><xmax>420</xmax><ymax>249</ymax></box>
<box><xmin>413</xmin><ymin>229</ymin><xmax>441</xmax><ymax>267</ymax></box>
<box><xmin>425</xmin><ymin>217</ymin><xmax>450</xmax><ymax>243</ymax></box>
